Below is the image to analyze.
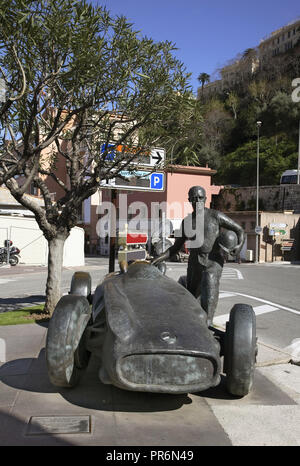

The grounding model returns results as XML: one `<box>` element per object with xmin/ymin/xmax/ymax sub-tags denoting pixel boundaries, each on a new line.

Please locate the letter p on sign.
<box><xmin>150</xmin><ymin>173</ymin><xmax>164</xmax><ymax>190</ymax></box>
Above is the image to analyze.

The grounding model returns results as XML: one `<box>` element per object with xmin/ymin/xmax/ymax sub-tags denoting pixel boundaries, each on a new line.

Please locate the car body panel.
<box><xmin>97</xmin><ymin>262</ymin><xmax>221</xmax><ymax>394</ymax></box>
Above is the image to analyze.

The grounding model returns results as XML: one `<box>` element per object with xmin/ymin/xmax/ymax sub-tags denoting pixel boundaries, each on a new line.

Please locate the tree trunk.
<box><xmin>44</xmin><ymin>233</ymin><xmax>69</xmax><ymax>316</ymax></box>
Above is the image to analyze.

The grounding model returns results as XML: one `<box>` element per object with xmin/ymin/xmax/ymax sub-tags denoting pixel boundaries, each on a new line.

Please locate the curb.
<box><xmin>256</xmin><ymin>341</ymin><xmax>300</xmax><ymax>367</ymax></box>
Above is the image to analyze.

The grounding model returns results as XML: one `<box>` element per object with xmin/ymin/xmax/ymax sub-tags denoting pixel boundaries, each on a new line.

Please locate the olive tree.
<box><xmin>0</xmin><ymin>0</ymin><xmax>190</xmax><ymax>314</ymax></box>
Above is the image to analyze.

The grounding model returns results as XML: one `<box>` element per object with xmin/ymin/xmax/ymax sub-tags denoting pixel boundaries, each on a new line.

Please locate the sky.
<box><xmin>92</xmin><ymin>0</ymin><xmax>300</xmax><ymax>94</ymax></box>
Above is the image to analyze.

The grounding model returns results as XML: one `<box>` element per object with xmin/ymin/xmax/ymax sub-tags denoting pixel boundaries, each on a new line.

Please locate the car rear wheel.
<box><xmin>46</xmin><ymin>295</ymin><xmax>92</xmax><ymax>387</ymax></box>
<box><xmin>224</xmin><ymin>303</ymin><xmax>257</xmax><ymax>397</ymax></box>
<box><xmin>70</xmin><ymin>271</ymin><xmax>92</xmax><ymax>303</ymax></box>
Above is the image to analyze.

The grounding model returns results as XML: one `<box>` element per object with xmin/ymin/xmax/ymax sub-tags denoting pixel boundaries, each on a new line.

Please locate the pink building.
<box><xmin>84</xmin><ymin>164</ymin><xmax>222</xmax><ymax>254</ymax></box>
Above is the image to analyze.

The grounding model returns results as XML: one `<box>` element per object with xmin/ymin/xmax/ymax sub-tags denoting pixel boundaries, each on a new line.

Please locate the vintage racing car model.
<box><xmin>46</xmin><ymin>261</ymin><xmax>257</xmax><ymax>397</ymax></box>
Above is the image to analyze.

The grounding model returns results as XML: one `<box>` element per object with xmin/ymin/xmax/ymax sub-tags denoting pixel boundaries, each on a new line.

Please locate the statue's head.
<box><xmin>188</xmin><ymin>186</ymin><xmax>206</xmax><ymax>212</ymax></box>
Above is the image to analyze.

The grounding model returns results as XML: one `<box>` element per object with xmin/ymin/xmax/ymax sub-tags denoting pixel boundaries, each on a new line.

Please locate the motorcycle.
<box><xmin>0</xmin><ymin>241</ymin><xmax>21</xmax><ymax>266</ymax></box>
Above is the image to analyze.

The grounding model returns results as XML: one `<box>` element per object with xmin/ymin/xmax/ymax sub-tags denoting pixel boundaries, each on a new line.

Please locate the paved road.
<box><xmin>0</xmin><ymin>258</ymin><xmax>299</xmax><ymax>446</ymax></box>
<box><xmin>0</xmin><ymin>258</ymin><xmax>299</xmax><ymax>356</ymax></box>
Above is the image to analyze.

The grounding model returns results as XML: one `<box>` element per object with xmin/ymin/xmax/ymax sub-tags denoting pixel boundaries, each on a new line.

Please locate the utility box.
<box><xmin>118</xmin><ymin>229</ymin><xmax>148</xmax><ymax>264</ymax></box>
<box><xmin>246</xmin><ymin>249</ymin><xmax>253</xmax><ymax>262</ymax></box>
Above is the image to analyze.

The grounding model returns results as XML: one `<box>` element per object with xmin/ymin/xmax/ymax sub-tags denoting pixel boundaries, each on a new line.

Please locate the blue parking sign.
<box><xmin>150</xmin><ymin>173</ymin><xmax>164</xmax><ymax>190</ymax></box>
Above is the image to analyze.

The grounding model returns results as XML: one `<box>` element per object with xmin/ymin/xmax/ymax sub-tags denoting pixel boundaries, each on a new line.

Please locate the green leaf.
<box><xmin>18</xmin><ymin>12</ymin><xmax>30</xmax><ymax>24</ymax></box>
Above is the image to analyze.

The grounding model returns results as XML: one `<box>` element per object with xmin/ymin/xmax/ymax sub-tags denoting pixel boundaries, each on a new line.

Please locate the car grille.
<box><xmin>119</xmin><ymin>353</ymin><xmax>216</xmax><ymax>391</ymax></box>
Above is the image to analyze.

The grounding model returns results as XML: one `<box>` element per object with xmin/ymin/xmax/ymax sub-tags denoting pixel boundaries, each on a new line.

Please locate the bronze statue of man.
<box><xmin>152</xmin><ymin>186</ymin><xmax>244</xmax><ymax>325</ymax></box>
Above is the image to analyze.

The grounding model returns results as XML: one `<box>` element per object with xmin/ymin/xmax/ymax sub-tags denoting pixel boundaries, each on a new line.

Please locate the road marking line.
<box><xmin>221</xmin><ymin>290</ymin><xmax>300</xmax><ymax>316</ymax></box>
<box><xmin>219</xmin><ymin>292</ymin><xmax>237</xmax><ymax>299</ymax></box>
<box><xmin>213</xmin><ymin>304</ymin><xmax>279</xmax><ymax>327</ymax></box>
<box><xmin>252</xmin><ymin>304</ymin><xmax>279</xmax><ymax>315</ymax></box>
<box><xmin>0</xmin><ymin>278</ymin><xmax>16</xmax><ymax>284</ymax></box>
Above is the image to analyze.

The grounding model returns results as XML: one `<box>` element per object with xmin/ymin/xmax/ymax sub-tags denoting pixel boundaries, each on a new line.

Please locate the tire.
<box><xmin>46</xmin><ymin>295</ymin><xmax>92</xmax><ymax>388</ymax></box>
<box><xmin>70</xmin><ymin>271</ymin><xmax>92</xmax><ymax>302</ymax></box>
<box><xmin>154</xmin><ymin>239</ymin><xmax>173</xmax><ymax>256</ymax></box>
<box><xmin>9</xmin><ymin>255</ymin><xmax>19</xmax><ymax>266</ymax></box>
<box><xmin>156</xmin><ymin>262</ymin><xmax>167</xmax><ymax>275</ymax></box>
<box><xmin>178</xmin><ymin>275</ymin><xmax>187</xmax><ymax>288</ymax></box>
<box><xmin>224</xmin><ymin>303</ymin><xmax>257</xmax><ymax>397</ymax></box>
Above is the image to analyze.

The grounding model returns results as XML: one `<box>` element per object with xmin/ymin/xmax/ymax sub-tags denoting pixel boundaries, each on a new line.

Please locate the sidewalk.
<box><xmin>0</xmin><ymin>321</ymin><xmax>299</xmax><ymax>446</ymax></box>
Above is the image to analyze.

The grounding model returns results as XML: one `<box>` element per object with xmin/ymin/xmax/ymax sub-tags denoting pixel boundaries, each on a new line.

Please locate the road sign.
<box><xmin>255</xmin><ymin>226</ymin><xmax>262</xmax><ymax>234</ymax></box>
<box><xmin>100</xmin><ymin>145</ymin><xmax>165</xmax><ymax>167</ymax></box>
<box><xmin>269</xmin><ymin>223</ymin><xmax>287</xmax><ymax>229</ymax></box>
<box><xmin>150</xmin><ymin>172</ymin><xmax>163</xmax><ymax>190</ymax></box>
<box><xmin>150</xmin><ymin>148</ymin><xmax>165</xmax><ymax>167</ymax></box>
<box><xmin>100</xmin><ymin>170</ymin><xmax>165</xmax><ymax>192</ymax></box>
<box><xmin>269</xmin><ymin>228</ymin><xmax>286</xmax><ymax>236</ymax></box>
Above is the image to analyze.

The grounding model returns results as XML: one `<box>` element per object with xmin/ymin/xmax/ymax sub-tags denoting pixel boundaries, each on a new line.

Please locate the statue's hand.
<box><xmin>151</xmin><ymin>256</ymin><xmax>161</xmax><ymax>266</ymax></box>
<box><xmin>232</xmin><ymin>244</ymin><xmax>242</xmax><ymax>256</ymax></box>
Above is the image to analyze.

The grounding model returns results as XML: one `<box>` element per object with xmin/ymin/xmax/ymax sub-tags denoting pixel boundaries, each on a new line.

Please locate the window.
<box><xmin>30</xmin><ymin>183</ymin><xmax>38</xmax><ymax>196</ymax></box>
<box><xmin>281</xmin><ymin>175</ymin><xmax>297</xmax><ymax>184</ymax></box>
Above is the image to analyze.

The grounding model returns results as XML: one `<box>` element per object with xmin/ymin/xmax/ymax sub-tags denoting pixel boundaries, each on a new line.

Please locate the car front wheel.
<box><xmin>224</xmin><ymin>303</ymin><xmax>257</xmax><ymax>397</ymax></box>
<box><xmin>46</xmin><ymin>295</ymin><xmax>92</xmax><ymax>388</ymax></box>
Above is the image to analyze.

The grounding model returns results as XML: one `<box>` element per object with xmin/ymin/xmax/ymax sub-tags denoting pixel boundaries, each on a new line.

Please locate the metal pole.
<box><xmin>297</xmin><ymin>119</ymin><xmax>300</xmax><ymax>185</ymax></box>
<box><xmin>162</xmin><ymin>211</ymin><xmax>166</xmax><ymax>252</ymax></box>
<box><xmin>255</xmin><ymin>121</ymin><xmax>262</xmax><ymax>263</ymax></box>
<box><xmin>109</xmin><ymin>189</ymin><xmax>117</xmax><ymax>273</ymax></box>
<box><xmin>7</xmin><ymin>232</ymin><xmax>10</xmax><ymax>266</ymax></box>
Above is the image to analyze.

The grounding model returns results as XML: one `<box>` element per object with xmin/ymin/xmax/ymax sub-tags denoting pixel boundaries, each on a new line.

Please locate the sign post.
<box><xmin>100</xmin><ymin>146</ymin><xmax>166</xmax><ymax>272</ymax></box>
<box><xmin>108</xmin><ymin>189</ymin><xmax>117</xmax><ymax>273</ymax></box>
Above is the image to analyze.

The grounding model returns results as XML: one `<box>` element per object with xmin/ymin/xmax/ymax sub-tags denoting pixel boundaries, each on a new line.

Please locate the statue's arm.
<box><xmin>152</xmin><ymin>235</ymin><xmax>186</xmax><ymax>265</ymax></box>
<box><xmin>218</xmin><ymin>212</ymin><xmax>245</xmax><ymax>253</ymax></box>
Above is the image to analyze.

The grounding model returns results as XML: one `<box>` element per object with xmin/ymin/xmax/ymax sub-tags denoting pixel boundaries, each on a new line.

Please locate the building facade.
<box><xmin>81</xmin><ymin>164</ymin><xmax>222</xmax><ymax>255</ymax></box>
<box><xmin>213</xmin><ymin>185</ymin><xmax>300</xmax><ymax>262</ymax></box>
<box><xmin>200</xmin><ymin>18</ymin><xmax>300</xmax><ymax>98</ymax></box>
<box><xmin>259</xmin><ymin>18</ymin><xmax>300</xmax><ymax>59</ymax></box>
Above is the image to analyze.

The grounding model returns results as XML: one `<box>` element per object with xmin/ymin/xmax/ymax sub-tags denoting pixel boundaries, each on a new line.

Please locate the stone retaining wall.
<box><xmin>213</xmin><ymin>185</ymin><xmax>300</xmax><ymax>213</ymax></box>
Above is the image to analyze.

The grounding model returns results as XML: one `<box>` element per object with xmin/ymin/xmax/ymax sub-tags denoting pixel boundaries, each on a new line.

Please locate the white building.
<box><xmin>259</xmin><ymin>18</ymin><xmax>300</xmax><ymax>58</ymax></box>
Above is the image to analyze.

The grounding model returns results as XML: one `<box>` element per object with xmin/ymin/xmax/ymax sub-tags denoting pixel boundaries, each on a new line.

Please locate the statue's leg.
<box><xmin>200</xmin><ymin>262</ymin><xmax>223</xmax><ymax>326</ymax></box>
<box><xmin>186</xmin><ymin>260</ymin><xmax>202</xmax><ymax>298</ymax></box>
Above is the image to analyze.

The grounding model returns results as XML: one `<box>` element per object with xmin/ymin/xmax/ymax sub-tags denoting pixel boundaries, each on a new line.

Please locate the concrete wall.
<box><xmin>0</xmin><ymin>215</ymin><xmax>84</xmax><ymax>266</ymax></box>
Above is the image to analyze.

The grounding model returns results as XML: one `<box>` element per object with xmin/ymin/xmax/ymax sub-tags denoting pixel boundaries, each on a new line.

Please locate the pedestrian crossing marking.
<box><xmin>221</xmin><ymin>268</ymin><xmax>243</xmax><ymax>280</ymax></box>
<box><xmin>252</xmin><ymin>304</ymin><xmax>279</xmax><ymax>316</ymax></box>
<box><xmin>213</xmin><ymin>300</ymin><xmax>279</xmax><ymax>327</ymax></box>
<box><xmin>0</xmin><ymin>278</ymin><xmax>16</xmax><ymax>285</ymax></box>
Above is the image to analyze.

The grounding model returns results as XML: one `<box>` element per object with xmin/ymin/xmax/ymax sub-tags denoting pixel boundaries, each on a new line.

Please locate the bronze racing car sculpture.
<box><xmin>46</xmin><ymin>260</ymin><xmax>257</xmax><ymax>397</ymax></box>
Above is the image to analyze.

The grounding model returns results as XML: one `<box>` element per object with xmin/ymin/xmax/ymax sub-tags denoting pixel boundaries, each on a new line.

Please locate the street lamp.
<box><xmin>297</xmin><ymin>120</ymin><xmax>300</xmax><ymax>184</ymax></box>
<box><xmin>255</xmin><ymin>121</ymin><xmax>262</xmax><ymax>263</ymax></box>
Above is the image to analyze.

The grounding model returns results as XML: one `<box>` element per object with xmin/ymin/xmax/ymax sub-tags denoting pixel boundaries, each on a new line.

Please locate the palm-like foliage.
<box><xmin>197</xmin><ymin>72</ymin><xmax>210</xmax><ymax>97</ymax></box>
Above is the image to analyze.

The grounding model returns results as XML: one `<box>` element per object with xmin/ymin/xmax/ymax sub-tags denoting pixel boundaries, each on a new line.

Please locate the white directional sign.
<box><xmin>101</xmin><ymin>145</ymin><xmax>165</xmax><ymax>168</ymax></box>
<box><xmin>150</xmin><ymin>148</ymin><xmax>165</xmax><ymax>167</ymax></box>
<box><xmin>100</xmin><ymin>170</ymin><xmax>165</xmax><ymax>192</ymax></box>
<box><xmin>269</xmin><ymin>223</ymin><xmax>287</xmax><ymax>229</ymax></box>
